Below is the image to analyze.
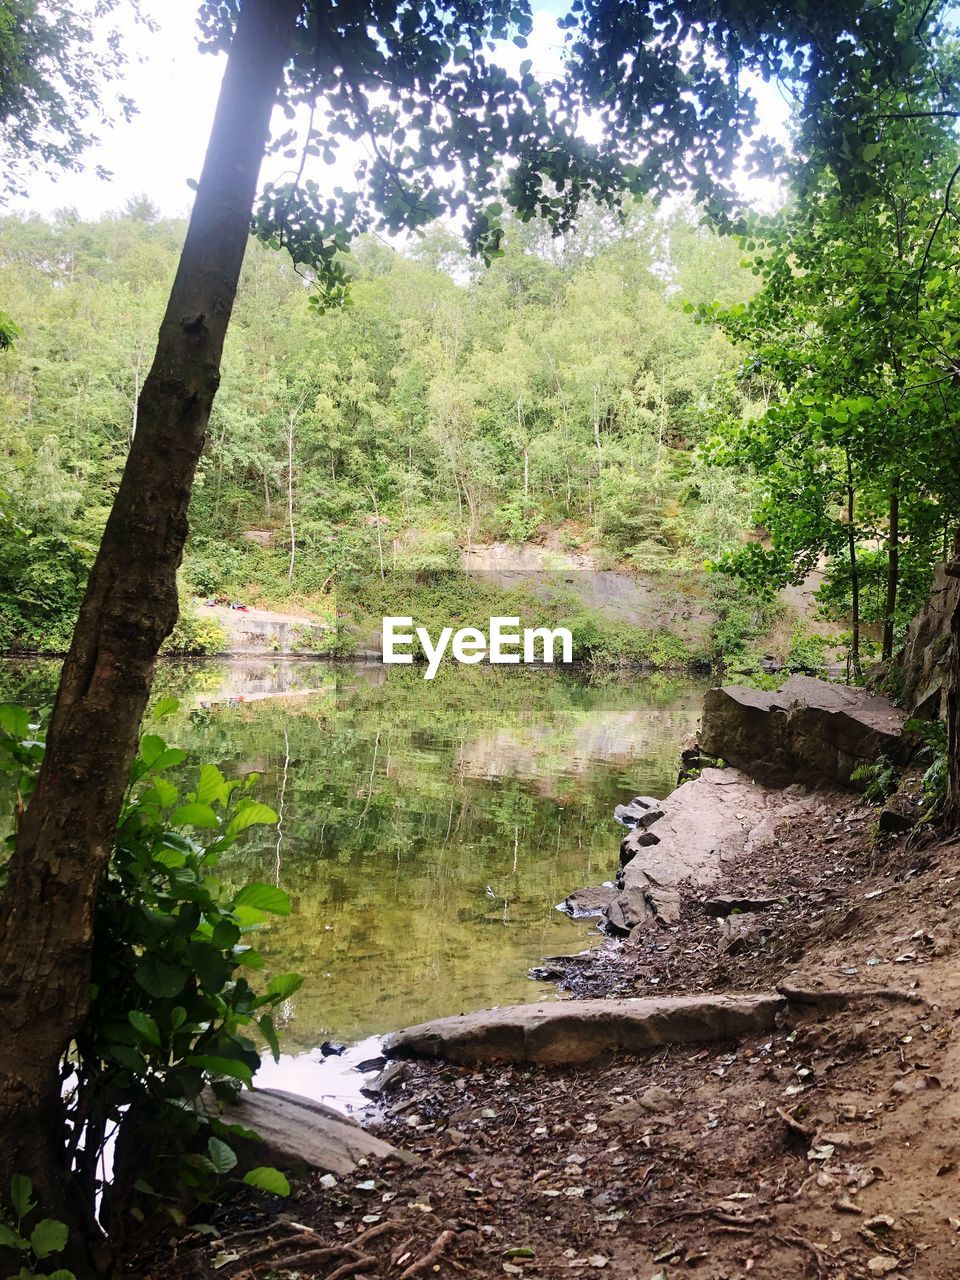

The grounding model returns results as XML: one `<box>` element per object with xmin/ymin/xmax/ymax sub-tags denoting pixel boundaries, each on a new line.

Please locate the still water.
<box><xmin>0</xmin><ymin>660</ymin><xmax>706</xmax><ymax>1095</ymax></box>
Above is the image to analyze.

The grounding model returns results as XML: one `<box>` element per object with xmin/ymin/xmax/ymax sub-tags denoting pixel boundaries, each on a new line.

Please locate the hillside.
<box><xmin>0</xmin><ymin>200</ymin><xmax>846</xmax><ymax>665</ymax></box>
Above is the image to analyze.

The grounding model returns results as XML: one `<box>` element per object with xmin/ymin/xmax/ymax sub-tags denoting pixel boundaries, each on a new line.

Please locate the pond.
<box><xmin>0</xmin><ymin>659</ymin><xmax>707</xmax><ymax>1105</ymax></box>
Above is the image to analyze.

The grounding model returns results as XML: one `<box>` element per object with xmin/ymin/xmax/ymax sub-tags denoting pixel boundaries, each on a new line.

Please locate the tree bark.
<box><xmin>943</xmin><ymin>532</ymin><xmax>960</xmax><ymax>832</ymax></box>
<box><xmin>845</xmin><ymin>450</ymin><xmax>861</xmax><ymax>680</ymax></box>
<box><xmin>882</xmin><ymin>478</ymin><xmax>899</xmax><ymax>662</ymax></box>
<box><xmin>0</xmin><ymin>0</ymin><xmax>299</xmax><ymax>1267</ymax></box>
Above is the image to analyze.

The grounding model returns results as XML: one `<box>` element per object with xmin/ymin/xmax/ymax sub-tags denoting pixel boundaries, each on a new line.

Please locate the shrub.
<box><xmin>161</xmin><ymin>597</ymin><xmax>228</xmax><ymax>656</ymax></box>
<box><xmin>0</xmin><ymin>701</ymin><xmax>297</xmax><ymax>1230</ymax></box>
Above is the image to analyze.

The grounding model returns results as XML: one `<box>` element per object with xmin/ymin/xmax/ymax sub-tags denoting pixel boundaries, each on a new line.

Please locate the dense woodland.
<box><xmin>0</xmin><ymin>200</ymin><xmax>765</xmax><ymax>653</ymax></box>
<box><xmin>3</xmin><ymin>191</ymin><xmax>952</xmax><ymax>665</ymax></box>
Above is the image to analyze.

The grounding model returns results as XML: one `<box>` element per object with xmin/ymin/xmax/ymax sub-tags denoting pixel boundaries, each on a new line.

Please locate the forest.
<box><xmin>3</xmin><ymin>184</ymin><xmax>951</xmax><ymax>669</ymax></box>
<box><xmin>3</xmin><ymin>1</ymin><xmax>960</xmax><ymax>1278</ymax></box>
<box><xmin>0</xmin><ymin>200</ymin><xmax>770</xmax><ymax>660</ymax></box>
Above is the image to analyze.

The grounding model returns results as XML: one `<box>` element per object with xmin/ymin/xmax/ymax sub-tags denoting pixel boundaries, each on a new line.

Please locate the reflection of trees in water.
<box><xmin>0</xmin><ymin>659</ymin><xmax>707</xmax><ymax>1046</ymax></box>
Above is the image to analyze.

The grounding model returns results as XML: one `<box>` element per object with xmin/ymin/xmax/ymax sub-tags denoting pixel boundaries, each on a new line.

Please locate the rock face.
<box><xmin>207</xmin><ymin>1088</ymin><xmax>410</xmax><ymax>1176</ymax></box>
<box><xmin>384</xmin><ymin>994</ymin><xmax>786</xmax><ymax>1066</ymax></box>
<box><xmin>700</xmin><ymin>674</ymin><xmax>909</xmax><ymax>788</ymax></box>
<box><xmin>893</xmin><ymin>564</ymin><xmax>959</xmax><ymax>718</ymax></box>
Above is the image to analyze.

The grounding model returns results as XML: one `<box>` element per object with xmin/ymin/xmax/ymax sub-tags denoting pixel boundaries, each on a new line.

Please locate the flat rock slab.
<box><xmin>700</xmin><ymin>674</ymin><xmax>909</xmax><ymax>787</ymax></box>
<box><xmin>209</xmin><ymin>1088</ymin><xmax>411</xmax><ymax>1176</ymax></box>
<box><xmin>607</xmin><ymin>767</ymin><xmax>823</xmax><ymax>935</ymax></box>
<box><xmin>384</xmin><ymin>994</ymin><xmax>786</xmax><ymax>1065</ymax></box>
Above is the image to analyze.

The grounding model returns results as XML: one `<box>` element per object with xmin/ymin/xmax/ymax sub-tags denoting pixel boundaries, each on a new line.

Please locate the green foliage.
<box><xmin>701</xmin><ymin>57</ymin><xmax>960</xmax><ymax>665</ymax></box>
<box><xmin>0</xmin><ymin>203</ymin><xmax>761</xmax><ymax>648</ymax></box>
<box><xmin>708</xmin><ymin>576</ymin><xmax>779</xmax><ymax>663</ymax></box>
<box><xmin>785</xmin><ymin>626</ymin><xmax>828</xmax><ymax>674</ymax></box>
<box><xmin>905</xmin><ymin>718</ymin><xmax>948</xmax><ymax>820</ymax></box>
<box><xmin>851</xmin><ymin>756</ymin><xmax>901</xmax><ymax>804</ymax></box>
<box><xmin>0</xmin><ymin>1</ymin><xmax>136</xmax><ymax>199</ymax></box>
<box><xmin>160</xmin><ymin>596</ymin><xmax>228</xmax><ymax>657</ymax></box>
<box><xmin>0</xmin><ymin>700</ymin><xmax>297</xmax><ymax>1223</ymax></box>
<box><xmin>561</xmin><ymin>611</ymin><xmax>693</xmax><ymax>668</ymax></box>
<box><xmin>0</xmin><ymin>1176</ymin><xmax>72</xmax><ymax>1279</ymax></box>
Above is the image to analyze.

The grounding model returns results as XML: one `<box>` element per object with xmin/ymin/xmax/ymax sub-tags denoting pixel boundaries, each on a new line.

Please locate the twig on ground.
<box><xmin>773</xmin><ymin>1230</ymin><xmax>829</xmax><ymax>1279</ymax></box>
<box><xmin>234</xmin><ymin>1232</ymin><xmax>322</xmax><ymax>1266</ymax></box>
<box><xmin>776</xmin><ymin>1105</ymin><xmax>817</xmax><ymax>1141</ymax></box>
<box><xmin>656</xmin><ymin>1206</ymin><xmax>772</xmax><ymax>1229</ymax></box>
<box><xmin>351</xmin><ymin>1220</ymin><xmax>398</xmax><ymax>1249</ymax></box>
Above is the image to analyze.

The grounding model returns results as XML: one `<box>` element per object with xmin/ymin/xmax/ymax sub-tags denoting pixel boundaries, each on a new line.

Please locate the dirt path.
<box><xmin>134</xmin><ymin>784</ymin><xmax>960</xmax><ymax>1280</ymax></box>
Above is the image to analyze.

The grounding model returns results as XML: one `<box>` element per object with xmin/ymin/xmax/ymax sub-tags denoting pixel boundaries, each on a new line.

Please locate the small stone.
<box><xmin>867</xmin><ymin>1257</ymin><xmax>899</xmax><ymax>1275</ymax></box>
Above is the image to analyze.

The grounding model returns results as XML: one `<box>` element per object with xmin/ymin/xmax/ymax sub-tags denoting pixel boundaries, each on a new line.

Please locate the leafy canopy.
<box><xmin>190</xmin><ymin>0</ymin><xmax>945</xmax><ymax>303</ymax></box>
<box><xmin>0</xmin><ymin>1</ymin><xmax>143</xmax><ymax>200</ymax></box>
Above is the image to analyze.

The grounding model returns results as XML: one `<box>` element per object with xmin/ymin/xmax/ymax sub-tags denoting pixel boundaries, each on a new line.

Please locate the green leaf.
<box><xmin>206</xmin><ymin>1137</ymin><xmax>238</xmax><ymax>1174</ymax></box>
<box><xmin>10</xmin><ymin>1173</ymin><xmax>34</xmax><ymax>1219</ymax></box>
<box><xmin>30</xmin><ymin>1218</ymin><xmax>69</xmax><ymax>1259</ymax></box>
<box><xmin>171</xmin><ymin>802</ymin><xmax>219</xmax><ymax>829</ymax></box>
<box><xmin>147</xmin><ymin>776</ymin><xmax>179</xmax><ymax>808</ymax></box>
<box><xmin>232</xmin><ymin>904</ymin><xmax>269</xmax><ymax>930</ymax></box>
<box><xmin>152</xmin><ymin>696</ymin><xmax>180</xmax><ymax>720</ymax></box>
<box><xmin>234</xmin><ymin>883</ymin><xmax>290</xmax><ymax>915</ymax></box>
<box><xmin>135</xmin><ymin>955</ymin><xmax>187</xmax><ymax>998</ymax></box>
<box><xmin>226</xmin><ymin>802</ymin><xmax>278</xmax><ymax>837</ymax></box>
<box><xmin>211</xmin><ymin>920</ymin><xmax>241</xmax><ymax>950</ymax></box>
<box><xmin>129</xmin><ymin>1010</ymin><xmax>161</xmax><ymax>1046</ymax></box>
<box><xmin>47</xmin><ymin>1270</ymin><xmax>78</xmax><ymax>1279</ymax></box>
<box><xmin>190</xmin><ymin>1055</ymin><xmax>254</xmax><ymax>1085</ymax></box>
<box><xmin>266</xmin><ymin>973</ymin><xmax>303</xmax><ymax>1000</ymax></box>
<box><xmin>195</xmin><ymin>763</ymin><xmax>228</xmax><ymax>807</ymax></box>
<box><xmin>242</xmin><ymin>1167</ymin><xmax>290</xmax><ymax>1196</ymax></box>
<box><xmin>259</xmin><ymin>1013</ymin><xmax>280</xmax><ymax>1061</ymax></box>
<box><xmin>0</xmin><ymin>1223</ymin><xmax>27</xmax><ymax>1250</ymax></box>
<box><xmin>138</xmin><ymin>733</ymin><xmax>165</xmax><ymax>764</ymax></box>
<box><xmin>152</xmin><ymin>847</ymin><xmax>186</xmax><ymax>869</ymax></box>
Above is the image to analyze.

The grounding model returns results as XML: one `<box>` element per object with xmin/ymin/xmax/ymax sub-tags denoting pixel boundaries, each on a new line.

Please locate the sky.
<box><xmin>11</xmin><ymin>0</ymin><xmax>790</xmax><ymax>222</ymax></box>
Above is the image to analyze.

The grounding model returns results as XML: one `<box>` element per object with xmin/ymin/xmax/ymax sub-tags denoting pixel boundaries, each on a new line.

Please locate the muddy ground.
<box><xmin>132</xmin><ymin>787</ymin><xmax>960</xmax><ymax>1280</ymax></box>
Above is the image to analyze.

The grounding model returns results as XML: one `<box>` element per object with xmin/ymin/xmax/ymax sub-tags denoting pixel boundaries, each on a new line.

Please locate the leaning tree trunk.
<box><xmin>0</xmin><ymin>0</ymin><xmax>299</xmax><ymax>1268</ymax></box>
<box><xmin>943</xmin><ymin>531</ymin><xmax>960</xmax><ymax>832</ymax></box>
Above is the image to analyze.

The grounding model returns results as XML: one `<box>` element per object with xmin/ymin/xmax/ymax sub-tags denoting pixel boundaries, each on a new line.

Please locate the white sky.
<box><xmin>11</xmin><ymin>0</ymin><xmax>790</xmax><ymax>221</ymax></box>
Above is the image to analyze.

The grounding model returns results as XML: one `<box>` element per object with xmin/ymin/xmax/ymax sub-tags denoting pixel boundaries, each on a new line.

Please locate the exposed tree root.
<box><xmin>397</xmin><ymin>1229</ymin><xmax>457</xmax><ymax>1279</ymax></box>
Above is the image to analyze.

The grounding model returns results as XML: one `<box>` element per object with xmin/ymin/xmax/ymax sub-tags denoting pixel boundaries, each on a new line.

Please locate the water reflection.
<box><xmin>0</xmin><ymin>659</ymin><xmax>706</xmax><ymax>1058</ymax></box>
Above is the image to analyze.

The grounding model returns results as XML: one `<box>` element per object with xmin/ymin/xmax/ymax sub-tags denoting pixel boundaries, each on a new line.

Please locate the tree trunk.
<box><xmin>368</xmin><ymin>484</ymin><xmax>385</xmax><ymax>581</ymax></box>
<box><xmin>882</xmin><ymin>478</ymin><xmax>899</xmax><ymax>663</ymax></box>
<box><xmin>943</xmin><ymin>532</ymin><xmax>960</xmax><ymax>832</ymax></box>
<box><xmin>0</xmin><ymin>0</ymin><xmax>299</xmax><ymax>1267</ymax></box>
<box><xmin>287</xmin><ymin>407</ymin><xmax>297</xmax><ymax>584</ymax></box>
<box><xmin>845</xmin><ymin>451</ymin><xmax>861</xmax><ymax>680</ymax></box>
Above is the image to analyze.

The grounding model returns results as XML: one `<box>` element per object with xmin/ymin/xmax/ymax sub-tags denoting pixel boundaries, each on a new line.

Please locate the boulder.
<box><xmin>605</xmin><ymin>883</ymin><xmax>657</xmax><ymax>934</ymax></box>
<box><xmin>206</xmin><ymin>1088</ymin><xmax>411</xmax><ymax>1176</ymax></box>
<box><xmin>614</xmin><ymin>796</ymin><xmax>660</xmax><ymax>827</ymax></box>
<box><xmin>384</xmin><ymin>993</ymin><xmax>786</xmax><ymax>1066</ymax></box>
<box><xmin>608</xmin><ymin>767</ymin><xmax>796</xmax><ymax>937</ymax></box>
<box><xmin>700</xmin><ymin>675</ymin><xmax>909</xmax><ymax>788</ymax></box>
<box><xmin>561</xmin><ymin>885</ymin><xmax>618</xmax><ymax>918</ymax></box>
